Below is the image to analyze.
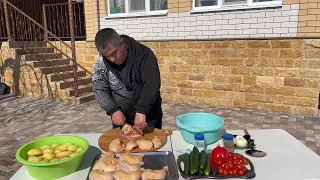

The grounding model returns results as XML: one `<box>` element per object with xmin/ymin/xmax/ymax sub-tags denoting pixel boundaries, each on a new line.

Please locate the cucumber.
<box><xmin>190</xmin><ymin>151</ymin><xmax>194</xmax><ymax>175</ymax></box>
<box><xmin>199</xmin><ymin>168</ymin><xmax>204</xmax><ymax>175</ymax></box>
<box><xmin>183</xmin><ymin>153</ymin><xmax>190</xmax><ymax>175</ymax></box>
<box><xmin>212</xmin><ymin>162</ymin><xmax>218</xmax><ymax>176</ymax></box>
<box><xmin>192</xmin><ymin>146</ymin><xmax>200</xmax><ymax>174</ymax></box>
<box><xmin>199</xmin><ymin>150</ymin><xmax>207</xmax><ymax>169</ymax></box>
<box><xmin>204</xmin><ymin>154</ymin><xmax>211</xmax><ymax>176</ymax></box>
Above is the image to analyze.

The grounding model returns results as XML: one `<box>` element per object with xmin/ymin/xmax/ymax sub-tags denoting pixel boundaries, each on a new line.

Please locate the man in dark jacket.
<box><xmin>92</xmin><ymin>28</ymin><xmax>163</xmax><ymax>130</ymax></box>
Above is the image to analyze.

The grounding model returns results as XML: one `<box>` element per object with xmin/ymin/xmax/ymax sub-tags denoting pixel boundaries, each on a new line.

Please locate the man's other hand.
<box><xmin>112</xmin><ymin>110</ymin><xmax>126</xmax><ymax>126</ymax></box>
<box><xmin>134</xmin><ymin>112</ymin><xmax>147</xmax><ymax>129</ymax></box>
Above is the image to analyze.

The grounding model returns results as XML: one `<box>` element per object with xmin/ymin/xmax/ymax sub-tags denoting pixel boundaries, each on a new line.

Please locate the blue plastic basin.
<box><xmin>176</xmin><ymin>112</ymin><xmax>225</xmax><ymax>145</ymax></box>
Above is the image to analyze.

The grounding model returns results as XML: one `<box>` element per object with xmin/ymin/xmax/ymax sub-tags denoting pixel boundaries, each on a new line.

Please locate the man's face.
<box><xmin>102</xmin><ymin>38</ymin><xmax>127</xmax><ymax>65</ymax></box>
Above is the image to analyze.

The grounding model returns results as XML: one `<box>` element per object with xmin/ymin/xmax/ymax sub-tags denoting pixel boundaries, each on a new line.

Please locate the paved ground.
<box><xmin>1</xmin><ymin>96</ymin><xmax>320</xmax><ymax>180</ymax></box>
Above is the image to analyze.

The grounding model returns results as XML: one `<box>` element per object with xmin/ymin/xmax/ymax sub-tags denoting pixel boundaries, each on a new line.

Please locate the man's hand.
<box><xmin>111</xmin><ymin>110</ymin><xmax>126</xmax><ymax>126</ymax></box>
<box><xmin>134</xmin><ymin>112</ymin><xmax>147</xmax><ymax>131</ymax></box>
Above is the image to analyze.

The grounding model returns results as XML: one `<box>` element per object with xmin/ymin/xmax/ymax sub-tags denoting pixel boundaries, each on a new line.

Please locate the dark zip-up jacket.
<box><xmin>92</xmin><ymin>35</ymin><xmax>162</xmax><ymax>121</ymax></box>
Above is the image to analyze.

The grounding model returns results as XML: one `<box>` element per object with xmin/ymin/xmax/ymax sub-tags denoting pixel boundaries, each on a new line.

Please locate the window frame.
<box><xmin>191</xmin><ymin>0</ymin><xmax>282</xmax><ymax>12</ymax></box>
<box><xmin>107</xmin><ymin>0</ymin><xmax>168</xmax><ymax>19</ymax></box>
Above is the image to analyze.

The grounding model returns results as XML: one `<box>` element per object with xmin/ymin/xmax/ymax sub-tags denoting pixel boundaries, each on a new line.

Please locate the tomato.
<box><xmin>225</xmin><ymin>164</ymin><xmax>230</xmax><ymax>170</ymax></box>
<box><xmin>223</xmin><ymin>170</ymin><xmax>228</xmax><ymax>176</ymax></box>
<box><xmin>233</xmin><ymin>169</ymin><xmax>238</xmax><ymax>175</ymax></box>
<box><xmin>236</xmin><ymin>164</ymin><xmax>245</xmax><ymax>172</ymax></box>
<box><xmin>232</xmin><ymin>160</ymin><xmax>238</xmax><ymax>165</ymax></box>
<box><xmin>243</xmin><ymin>159</ymin><xmax>248</xmax><ymax>165</ymax></box>
<box><xmin>232</xmin><ymin>156</ymin><xmax>238</xmax><ymax>160</ymax></box>
<box><xmin>221</xmin><ymin>164</ymin><xmax>226</xmax><ymax>169</ymax></box>
<box><xmin>228</xmin><ymin>152</ymin><xmax>234</xmax><ymax>158</ymax></box>
<box><xmin>238</xmin><ymin>170</ymin><xmax>245</xmax><ymax>176</ymax></box>
<box><xmin>228</xmin><ymin>170</ymin><xmax>234</xmax><ymax>176</ymax></box>
<box><xmin>228</xmin><ymin>163</ymin><xmax>234</xmax><ymax>169</ymax></box>
<box><xmin>218</xmin><ymin>168</ymin><xmax>224</xmax><ymax>175</ymax></box>
<box><xmin>239</xmin><ymin>159</ymin><xmax>244</xmax><ymax>164</ymax></box>
<box><xmin>216</xmin><ymin>160</ymin><xmax>222</xmax><ymax>166</ymax></box>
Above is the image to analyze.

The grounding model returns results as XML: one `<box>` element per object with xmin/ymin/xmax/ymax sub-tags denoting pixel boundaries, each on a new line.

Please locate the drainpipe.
<box><xmin>96</xmin><ymin>0</ymin><xmax>100</xmax><ymax>31</ymax></box>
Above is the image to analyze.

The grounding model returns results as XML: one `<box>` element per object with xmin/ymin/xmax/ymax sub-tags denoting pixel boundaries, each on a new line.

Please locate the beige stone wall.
<box><xmin>84</xmin><ymin>0</ymin><xmax>107</xmax><ymax>41</ymax></box>
<box><xmin>297</xmin><ymin>0</ymin><xmax>320</xmax><ymax>36</ymax></box>
<box><xmin>168</xmin><ymin>0</ymin><xmax>192</xmax><ymax>13</ymax></box>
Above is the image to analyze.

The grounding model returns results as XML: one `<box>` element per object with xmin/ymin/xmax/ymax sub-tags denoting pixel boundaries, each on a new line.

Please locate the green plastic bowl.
<box><xmin>15</xmin><ymin>135</ymin><xmax>89</xmax><ymax>180</ymax></box>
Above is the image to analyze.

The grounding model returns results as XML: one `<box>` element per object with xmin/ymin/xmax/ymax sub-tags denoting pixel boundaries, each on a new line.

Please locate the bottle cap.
<box><xmin>223</xmin><ymin>133</ymin><xmax>234</xmax><ymax>141</ymax></box>
<box><xmin>195</xmin><ymin>133</ymin><xmax>204</xmax><ymax>140</ymax></box>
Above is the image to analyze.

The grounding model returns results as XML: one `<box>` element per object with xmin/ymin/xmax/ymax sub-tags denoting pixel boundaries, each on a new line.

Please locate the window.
<box><xmin>108</xmin><ymin>0</ymin><xmax>167</xmax><ymax>16</ymax></box>
<box><xmin>193</xmin><ymin>0</ymin><xmax>281</xmax><ymax>12</ymax></box>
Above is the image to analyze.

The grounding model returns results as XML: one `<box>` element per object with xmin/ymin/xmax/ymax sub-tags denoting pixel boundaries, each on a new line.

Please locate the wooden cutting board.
<box><xmin>98</xmin><ymin>126</ymin><xmax>172</xmax><ymax>153</ymax></box>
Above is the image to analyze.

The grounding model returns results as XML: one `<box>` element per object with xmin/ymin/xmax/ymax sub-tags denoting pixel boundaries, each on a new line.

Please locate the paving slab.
<box><xmin>0</xmin><ymin>96</ymin><xmax>320</xmax><ymax>179</ymax></box>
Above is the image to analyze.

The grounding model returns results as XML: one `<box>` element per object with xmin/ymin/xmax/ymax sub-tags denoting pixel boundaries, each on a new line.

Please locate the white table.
<box><xmin>10</xmin><ymin>129</ymin><xmax>320</xmax><ymax>180</ymax></box>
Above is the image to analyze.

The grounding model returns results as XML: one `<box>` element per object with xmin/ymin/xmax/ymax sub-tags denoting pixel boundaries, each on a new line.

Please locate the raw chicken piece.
<box><xmin>151</xmin><ymin>136</ymin><xmax>162</xmax><ymax>148</ymax></box>
<box><xmin>92</xmin><ymin>160</ymin><xmax>117</xmax><ymax>172</ymax></box>
<box><xmin>109</xmin><ymin>138</ymin><xmax>124</xmax><ymax>153</ymax></box>
<box><xmin>89</xmin><ymin>170</ymin><xmax>115</xmax><ymax>180</ymax></box>
<box><xmin>141</xmin><ymin>166</ymin><xmax>168</xmax><ymax>180</ymax></box>
<box><xmin>125</xmin><ymin>140</ymin><xmax>138</xmax><ymax>151</ymax></box>
<box><xmin>122</xmin><ymin>124</ymin><xmax>142</xmax><ymax>139</ymax></box>
<box><xmin>116</xmin><ymin>161</ymin><xmax>144</xmax><ymax>173</ymax></box>
<box><xmin>119</xmin><ymin>152</ymin><xmax>144</xmax><ymax>164</ymax></box>
<box><xmin>136</xmin><ymin>139</ymin><xmax>153</xmax><ymax>150</ymax></box>
<box><xmin>100</xmin><ymin>152</ymin><xmax>119</xmax><ymax>165</ymax></box>
<box><xmin>113</xmin><ymin>170</ymin><xmax>142</xmax><ymax>180</ymax></box>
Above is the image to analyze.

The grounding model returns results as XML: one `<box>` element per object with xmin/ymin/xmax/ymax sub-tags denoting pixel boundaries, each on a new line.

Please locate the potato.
<box><xmin>43</xmin><ymin>153</ymin><xmax>55</xmax><ymax>160</ymax></box>
<box><xmin>39</xmin><ymin>145</ymin><xmax>51</xmax><ymax>151</ymax></box>
<box><xmin>27</xmin><ymin>149</ymin><xmax>42</xmax><ymax>156</ymax></box>
<box><xmin>43</xmin><ymin>149</ymin><xmax>53</xmax><ymax>154</ymax></box>
<box><xmin>67</xmin><ymin>145</ymin><xmax>78</xmax><ymax>152</ymax></box>
<box><xmin>62</xmin><ymin>157</ymin><xmax>69</xmax><ymax>160</ymax></box>
<box><xmin>56</xmin><ymin>151</ymin><xmax>73</xmax><ymax>158</ymax></box>
<box><xmin>63</xmin><ymin>143</ymin><xmax>73</xmax><ymax>147</ymax></box>
<box><xmin>70</xmin><ymin>152</ymin><xmax>78</xmax><ymax>157</ymax></box>
<box><xmin>41</xmin><ymin>159</ymin><xmax>50</xmax><ymax>163</ymax></box>
<box><xmin>50</xmin><ymin>158</ymin><xmax>60</xmax><ymax>162</ymax></box>
<box><xmin>51</xmin><ymin>144</ymin><xmax>60</xmax><ymax>149</ymax></box>
<box><xmin>28</xmin><ymin>156</ymin><xmax>41</xmax><ymax>163</ymax></box>
<box><xmin>54</xmin><ymin>150</ymin><xmax>62</xmax><ymax>154</ymax></box>
<box><xmin>76</xmin><ymin>148</ymin><xmax>83</xmax><ymax>153</ymax></box>
<box><xmin>58</xmin><ymin>145</ymin><xmax>68</xmax><ymax>151</ymax></box>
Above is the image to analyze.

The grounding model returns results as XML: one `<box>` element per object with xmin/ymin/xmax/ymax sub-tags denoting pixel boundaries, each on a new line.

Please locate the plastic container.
<box><xmin>175</xmin><ymin>112</ymin><xmax>225</xmax><ymax>145</ymax></box>
<box><xmin>194</xmin><ymin>134</ymin><xmax>205</xmax><ymax>151</ymax></box>
<box><xmin>223</xmin><ymin>133</ymin><xmax>234</xmax><ymax>153</ymax></box>
<box><xmin>15</xmin><ymin>135</ymin><xmax>89</xmax><ymax>180</ymax></box>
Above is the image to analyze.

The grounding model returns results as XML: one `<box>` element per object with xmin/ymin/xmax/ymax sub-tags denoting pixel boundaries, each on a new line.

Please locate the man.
<box><xmin>92</xmin><ymin>28</ymin><xmax>163</xmax><ymax>130</ymax></box>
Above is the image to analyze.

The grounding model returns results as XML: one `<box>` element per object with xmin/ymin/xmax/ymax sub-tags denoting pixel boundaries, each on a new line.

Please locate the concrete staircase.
<box><xmin>9</xmin><ymin>41</ymin><xmax>94</xmax><ymax>104</ymax></box>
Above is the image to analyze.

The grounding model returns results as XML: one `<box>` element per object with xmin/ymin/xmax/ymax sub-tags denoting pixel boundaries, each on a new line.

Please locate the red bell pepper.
<box><xmin>210</xmin><ymin>144</ymin><xmax>228</xmax><ymax>171</ymax></box>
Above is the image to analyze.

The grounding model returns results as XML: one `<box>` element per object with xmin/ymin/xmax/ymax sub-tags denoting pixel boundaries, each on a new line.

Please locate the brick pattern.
<box><xmin>297</xmin><ymin>0</ymin><xmax>320</xmax><ymax>37</ymax></box>
<box><xmin>100</xmin><ymin>4</ymin><xmax>299</xmax><ymax>40</ymax></box>
<box><xmin>141</xmin><ymin>39</ymin><xmax>320</xmax><ymax>116</ymax></box>
<box><xmin>84</xmin><ymin>0</ymin><xmax>99</xmax><ymax>41</ymax></box>
<box><xmin>169</xmin><ymin>0</ymin><xmax>192</xmax><ymax>13</ymax></box>
<box><xmin>1</xmin><ymin>96</ymin><xmax>320</xmax><ymax>179</ymax></box>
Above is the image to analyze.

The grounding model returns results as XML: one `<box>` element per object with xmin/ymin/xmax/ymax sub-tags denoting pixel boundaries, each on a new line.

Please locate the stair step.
<box><xmin>53</xmin><ymin>76</ymin><xmax>92</xmax><ymax>90</ymax></box>
<box><xmin>40</xmin><ymin>65</ymin><xmax>74</xmax><ymax>74</ymax></box>
<box><xmin>23</xmin><ymin>53</ymin><xmax>62</xmax><ymax>61</ymax></box>
<box><xmin>16</xmin><ymin>47</ymin><xmax>54</xmax><ymax>55</ymax></box>
<box><xmin>30</xmin><ymin>59</ymin><xmax>71</xmax><ymax>68</ymax></box>
<box><xmin>9</xmin><ymin>41</ymin><xmax>47</xmax><ymax>48</ymax></box>
<box><xmin>60</xmin><ymin>84</ymin><xmax>93</xmax><ymax>97</ymax></box>
<box><xmin>48</xmin><ymin>70</ymin><xmax>86</xmax><ymax>82</ymax></box>
<box><xmin>74</xmin><ymin>92</ymin><xmax>95</xmax><ymax>104</ymax></box>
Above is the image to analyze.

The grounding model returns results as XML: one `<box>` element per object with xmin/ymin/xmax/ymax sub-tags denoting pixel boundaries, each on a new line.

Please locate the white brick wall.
<box><xmin>100</xmin><ymin>4</ymin><xmax>299</xmax><ymax>40</ymax></box>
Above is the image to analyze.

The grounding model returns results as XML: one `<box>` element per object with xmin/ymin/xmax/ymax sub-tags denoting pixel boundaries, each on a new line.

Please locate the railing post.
<box><xmin>42</xmin><ymin>4</ymin><xmax>48</xmax><ymax>41</ymax></box>
<box><xmin>68</xmin><ymin>0</ymin><xmax>78</xmax><ymax>97</ymax></box>
<box><xmin>3</xmin><ymin>0</ymin><xmax>12</xmax><ymax>41</ymax></box>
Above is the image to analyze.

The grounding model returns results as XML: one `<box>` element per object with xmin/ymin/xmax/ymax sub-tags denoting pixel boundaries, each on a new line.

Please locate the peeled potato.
<box><xmin>67</xmin><ymin>145</ymin><xmax>78</xmax><ymax>152</ymax></box>
<box><xmin>63</xmin><ymin>143</ymin><xmax>73</xmax><ymax>147</ymax></box>
<box><xmin>28</xmin><ymin>156</ymin><xmax>41</xmax><ymax>163</ymax></box>
<box><xmin>58</xmin><ymin>145</ymin><xmax>68</xmax><ymax>151</ymax></box>
<box><xmin>43</xmin><ymin>149</ymin><xmax>53</xmax><ymax>154</ymax></box>
<box><xmin>56</xmin><ymin>151</ymin><xmax>73</xmax><ymax>158</ymax></box>
<box><xmin>41</xmin><ymin>159</ymin><xmax>50</xmax><ymax>163</ymax></box>
<box><xmin>76</xmin><ymin>148</ymin><xmax>83</xmax><ymax>153</ymax></box>
<box><xmin>70</xmin><ymin>152</ymin><xmax>78</xmax><ymax>157</ymax></box>
<box><xmin>50</xmin><ymin>158</ymin><xmax>60</xmax><ymax>162</ymax></box>
<box><xmin>27</xmin><ymin>149</ymin><xmax>42</xmax><ymax>156</ymax></box>
<box><xmin>51</xmin><ymin>144</ymin><xmax>59</xmax><ymax>149</ymax></box>
<box><xmin>54</xmin><ymin>150</ymin><xmax>62</xmax><ymax>154</ymax></box>
<box><xmin>39</xmin><ymin>145</ymin><xmax>50</xmax><ymax>151</ymax></box>
<box><xmin>43</xmin><ymin>153</ymin><xmax>55</xmax><ymax>160</ymax></box>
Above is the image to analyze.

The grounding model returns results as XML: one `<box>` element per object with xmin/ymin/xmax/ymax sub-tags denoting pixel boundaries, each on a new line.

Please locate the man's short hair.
<box><xmin>95</xmin><ymin>28</ymin><xmax>121</xmax><ymax>54</ymax></box>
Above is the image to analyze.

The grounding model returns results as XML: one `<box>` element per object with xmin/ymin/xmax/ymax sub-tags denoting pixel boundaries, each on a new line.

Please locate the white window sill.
<box><xmin>105</xmin><ymin>10</ymin><xmax>168</xmax><ymax>19</ymax></box>
<box><xmin>190</xmin><ymin>2</ymin><xmax>282</xmax><ymax>13</ymax></box>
